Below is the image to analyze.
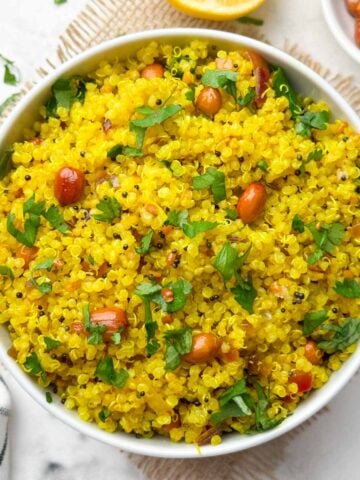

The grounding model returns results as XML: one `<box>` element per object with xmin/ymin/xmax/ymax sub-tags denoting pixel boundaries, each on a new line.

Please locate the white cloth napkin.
<box><xmin>0</xmin><ymin>376</ymin><xmax>10</xmax><ymax>480</ymax></box>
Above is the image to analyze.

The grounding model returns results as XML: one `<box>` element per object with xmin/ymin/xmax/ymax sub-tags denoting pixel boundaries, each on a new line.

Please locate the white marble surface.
<box><xmin>0</xmin><ymin>1</ymin><xmax>359</xmax><ymax>479</ymax></box>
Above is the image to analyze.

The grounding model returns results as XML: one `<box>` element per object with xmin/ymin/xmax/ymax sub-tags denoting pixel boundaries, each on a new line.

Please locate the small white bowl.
<box><xmin>322</xmin><ymin>0</ymin><xmax>360</xmax><ymax>64</ymax></box>
<box><xmin>1</xmin><ymin>28</ymin><xmax>359</xmax><ymax>459</ymax></box>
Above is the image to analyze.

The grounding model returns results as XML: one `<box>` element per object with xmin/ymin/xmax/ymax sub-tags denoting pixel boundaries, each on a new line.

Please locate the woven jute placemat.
<box><xmin>3</xmin><ymin>1</ymin><xmax>360</xmax><ymax>478</ymax></box>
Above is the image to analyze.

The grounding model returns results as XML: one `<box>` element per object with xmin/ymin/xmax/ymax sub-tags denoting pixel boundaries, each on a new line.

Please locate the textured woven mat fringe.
<box><xmin>1</xmin><ymin>1</ymin><xmax>359</xmax><ymax>478</ymax></box>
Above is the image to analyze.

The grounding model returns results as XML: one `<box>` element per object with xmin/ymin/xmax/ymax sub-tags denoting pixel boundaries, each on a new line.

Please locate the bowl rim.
<box><xmin>1</xmin><ymin>27</ymin><xmax>360</xmax><ymax>459</ymax></box>
<box><xmin>321</xmin><ymin>0</ymin><xmax>360</xmax><ymax>64</ymax></box>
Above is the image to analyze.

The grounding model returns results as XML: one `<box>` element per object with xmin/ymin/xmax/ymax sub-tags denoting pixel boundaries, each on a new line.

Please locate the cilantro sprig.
<box><xmin>272</xmin><ymin>66</ymin><xmax>329</xmax><ymax>137</ymax></box>
<box><xmin>214</xmin><ymin>242</ymin><xmax>255</xmax><ymax>313</ymax></box>
<box><xmin>44</xmin><ymin>337</ymin><xmax>62</xmax><ymax>351</ymax></box>
<box><xmin>164</xmin><ymin>210</ymin><xmax>218</xmax><ymax>238</ymax></box>
<box><xmin>318</xmin><ymin>318</ymin><xmax>360</xmax><ymax>353</ymax></box>
<box><xmin>7</xmin><ymin>195</ymin><xmax>45</xmax><ymax>247</ymax></box>
<box><xmin>135</xmin><ymin>230</ymin><xmax>154</xmax><ymax>255</ymax></box>
<box><xmin>192</xmin><ymin>167</ymin><xmax>226</xmax><ymax>204</ymax></box>
<box><xmin>164</xmin><ymin>327</ymin><xmax>192</xmax><ymax>371</ymax></box>
<box><xmin>303</xmin><ymin>310</ymin><xmax>328</xmax><ymax>336</ymax></box>
<box><xmin>45</xmin><ymin>76</ymin><xmax>87</xmax><ymax>118</ymax></box>
<box><xmin>0</xmin><ymin>265</ymin><xmax>14</xmax><ymax>280</ymax></box>
<box><xmin>43</xmin><ymin>205</ymin><xmax>69</xmax><ymax>234</ymax></box>
<box><xmin>92</xmin><ymin>197</ymin><xmax>122</xmax><ymax>223</ymax></box>
<box><xmin>134</xmin><ymin>283</ymin><xmax>162</xmax><ymax>355</ymax></box>
<box><xmin>107</xmin><ymin>144</ymin><xmax>143</xmax><ymax>159</ymax></box>
<box><xmin>201</xmin><ymin>69</ymin><xmax>238</xmax><ymax>100</ymax></box>
<box><xmin>95</xmin><ymin>357</ymin><xmax>129</xmax><ymax>388</ymax></box>
<box><xmin>0</xmin><ymin>53</ymin><xmax>20</xmax><ymax>86</ymax></box>
<box><xmin>24</xmin><ymin>352</ymin><xmax>47</xmax><ymax>382</ymax></box>
<box><xmin>306</xmin><ymin>222</ymin><xmax>345</xmax><ymax>264</ymax></box>
<box><xmin>130</xmin><ymin>103</ymin><xmax>183</xmax><ymax>149</ymax></box>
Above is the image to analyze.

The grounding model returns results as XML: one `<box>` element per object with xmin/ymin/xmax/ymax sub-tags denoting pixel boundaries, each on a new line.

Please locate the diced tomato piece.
<box><xmin>245</xmin><ymin>50</ymin><xmax>270</xmax><ymax>107</ymax></box>
<box><xmin>290</xmin><ymin>371</ymin><xmax>313</xmax><ymax>393</ymax></box>
<box><xmin>71</xmin><ymin>321</ymin><xmax>85</xmax><ymax>334</ymax></box>
<box><xmin>304</xmin><ymin>340</ymin><xmax>322</xmax><ymax>365</ymax></box>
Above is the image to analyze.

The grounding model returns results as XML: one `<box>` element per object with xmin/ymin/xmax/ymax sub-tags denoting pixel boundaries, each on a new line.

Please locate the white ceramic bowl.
<box><xmin>1</xmin><ymin>28</ymin><xmax>359</xmax><ymax>459</ymax></box>
<box><xmin>322</xmin><ymin>0</ymin><xmax>360</xmax><ymax>64</ymax></box>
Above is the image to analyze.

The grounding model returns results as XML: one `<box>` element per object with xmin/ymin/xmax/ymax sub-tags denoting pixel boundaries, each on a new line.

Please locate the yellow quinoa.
<box><xmin>0</xmin><ymin>40</ymin><xmax>359</xmax><ymax>445</ymax></box>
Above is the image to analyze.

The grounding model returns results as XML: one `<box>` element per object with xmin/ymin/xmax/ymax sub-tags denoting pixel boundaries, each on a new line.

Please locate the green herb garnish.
<box><xmin>135</xmin><ymin>230</ymin><xmax>154</xmax><ymax>255</ymax></box>
<box><xmin>231</xmin><ymin>276</ymin><xmax>257</xmax><ymax>314</ymax></box>
<box><xmin>82</xmin><ymin>303</ymin><xmax>106</xmax><ymax>345</ymax></box>
<box><xmin>107</xmin><ymin>144</ymin><xmax>143</xmax><ymax>159</ymax></box>
<box><xmin>98</xmin><ymin>407</ymin><xmax>111</xmax><ymax>422</ymax></box>
<box><xmin>214</xmin><ymin>242</ymin><xmax>251</xmax><ymax>284</ymax></box>
<box><xmin>130</xmin><ymin>103</ymin><xmax>183</xmax><ymax>149</ymax></box>
<box><xmin>164</xmin><ymin>327</ymin><xmax>192</xmax><ymax>371</ymax></box>
<box><xmin>306</xmin><ymin>222</ymin><xmax>345</xmax><ymax>265</ymax></box>
<box><xmin>30</xmin><ymin>258</ymin><xmax>56</xmax><ymax>294</ymax></box>
<box><xmin>237</xmin><ymin>88</ymin><xmax>256</xmax><ymax>108</ymax></box>
<box><xmin>95</xmin><ymin>357</ymin><xmax>129</xmax><ymax>388</ymax></box>
<box><xmin>257</xmin><ymin>160</ymin><xmax>268</xmax><ymax>172</ymax></box>
<box><xmin>185</xmin><ymin>87</ymin><xmax>195</xmax><ymax>102</ymax></box>
<box><xmin>92</xmin><ymin>197</ymin><xmax>122</xmax><ymax>223</ymax></box>
<box><xmin>291</xmin><ymin>214</ymin><xmax>305</xmax><ymax>233</ymax></box>
<box><xmin>0</xmin><ymin>265</ymin><xmax>14</xmax><ymax>280</ymax></box>
<box><xmin>295</xmin><ymin>111</ymin><xmax>330</xmax><ymax>137</ymax></box>
<box><xmin>152</xmin><ymin>279</ymin><xmax>192</xmax><ymax>313</ymax></box>
<box><xmin>0</xmin><ymin>54</ymin><xmax>20</xmax><ymax>85</ymax></box>
<box><xmin>45</xmin><ymin>76</ymin><xmax>87</xmax><ymax>118</ymax></box>
<box><xmin>225</xmin><ymin>208</ymin><xmax>238</xmax><ymax>220</ymax></box>
<box><xmin>45</xmin><ymin>392</ymin><xmax>53</xmax><ymax>403</ymax></box>
<box><xmin>333</xmin><ymin>278</ymin><xmax>360</xmax><ymax>298</ymax></box>
<box><xmin>318</xmin><ymin>318</ymin><xmax>360</xmax><ymax>353</ymax></box>
<box><xmin>237</xmin><ymin>16</ymin><xmax>264</xmax><ymax>25</ymax></box>
<box><xmin>164</xmin><ymin>210</ymin><xmax>218</xmax><ymax>238</ymax></box>
<box><xmin>192</xmin><ymin>167</ymin><xmax>226</xmax><ymax>203</ymax></box>
<box><xmin>251</xmin><ymin>381</ymin><xmax>284</xmax><ymax>432</ymax></box>
<box><xmin>42</xmin><ymin>205</ymin><xmax>69</xmax><ymax>234</ymax></box>
<box><xmin>24</xmin><ymin>352</ymin><xmax>47</xmax><ymax>382</ymax></box>
<box><xmin>201</xmin><ymin>69</ymin><xmax>238</xmax><ymax>100</ymax></box>
<box><xmin>303</xmin><ymin>310</ymin><xmax>328</xmax><ymax>336</ymax></box>
<box><xmin>211</xmin><ymin>379</ymin><xmax>252</xmax><ymax>425</ymax></box>
<box><xmin>7</xmin><ymin>194</ymin><xmax>45</xmax><ymax>247</ymax></box>
<box><xmin>134</xmin><ymin>283</ymin><xmax>162</xmax><ymax>355</ymax></box>
<box><xmin>44</xmin><ymin>337</ymin><xmax>62</xmax><ymax>351</ymax></box>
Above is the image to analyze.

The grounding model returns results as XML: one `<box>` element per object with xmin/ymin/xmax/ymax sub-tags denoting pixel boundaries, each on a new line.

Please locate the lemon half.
<box><xmin>167</xmin><ymin>0</ymin><xmax>267</xmax><ymax>21</ymax></box>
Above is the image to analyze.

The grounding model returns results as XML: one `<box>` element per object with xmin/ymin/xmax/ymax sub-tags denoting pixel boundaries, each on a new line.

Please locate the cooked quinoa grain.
<box><xmin>0</xmin><ymin>41</ymin><xmax>359</xmax><ymax>444</ymax></box>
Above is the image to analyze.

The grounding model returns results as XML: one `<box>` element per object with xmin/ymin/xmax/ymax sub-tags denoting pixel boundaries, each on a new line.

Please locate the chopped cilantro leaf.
<box><xmin>7</xmin><ymin>194</ymin><xmax>45</xmax><ymax>247</ymax></box>
<box><xmin>99</xmin><ymin>407</ymin><xmax>111</xmax><ymax>422</ymax></box>
<box><xmin>88</xmin><ymin>255</ymin><xmax>95</xmax><ymax>266</ymax></box>
<box><xmin>46</xmin><ymin>392</ymin><xmax>53</xmax><ymax>403</ymax></box>
<box><xmin>306</xmin><ymin>222</ymin><xmax>345</xmax><ymax>264</ymax></box>
<box><xmin>45</xmin><ymin>77</ymin><xmax>87</xmax><ymax>118</ymax></box>
<box><xmin>135</xmin><ymin>230</ymin><xmax>153</xmax><ymax>255</ymax></box>
<box><xmin>24</xmin><ymin>352</ymin><xmax>46</xmax><ymax>382</ymax></box>
<box><xmin>257</xmin><ymin>160</ymin><xmax>268</xmax><ymax>172</ymax></box>
<box><xmin>134</xmin><ymin>283</ymin><xmax>162</xmax><ymax>355</ymax></box>
<box><xmin>237</xmin><ymin>16</ymin><xmax>264</xmax><ymax>25</ymax></box>
<box><xmin>182</xmin><ymin>221</ymin><xmax>218</xmax><ymax>239</ymax></box>
<box><xmin>0</xmin><ymin>54</ymin><xmax>20</xmax><ymax>85</ymax></box>
<box><xmin>164</xmin><ymin>210</ymin><xmax>189</xmax><ymax>228</ymax></box>
<box><xmin>43</xmin><ymin>205</ymin><xmax>69</xmax><ymax>234</ymax></box>
<box><xmin>201</xmin><ymin>69</ymin><xmax>238</xmax><ymax>100</ymax></box>
<box><xmin>129</xmin><ymin>104</ymin><xmax>183</xmax><ymax>149</ymax></box>
<box><xmin>303</xmin><ymin>310</ymin><xmax>328</xmax><ymax>336</ymax></box>
<box><xmin>307</xmin><ymin>148</ymin><xmax>323</xmax><ymax>162</ymax></box>
<box><xmin>318</xmin><ymin>318</ymin><xmax>360</xmax><ymax>353</ymax></box>
<box><xmin>30</xmin><ymin>257</ymin><xmax>56</xmax><ymax>294</ymax></box>
<box><xmin>164</xmin><ymin>327</ymin><xmax>192</xmax><ymax>371</ymax></box>
<box><xmin>211</xmin><ymin>379</ymin><xmax>252</xmax><ymax>426</ymax></box>
<box><xmin>107</xmin><ymin>144</ymin><xmax>143</xmax><ymax>159</ymax></box>
<box><xmin>251</xmin><ymin>381</ymin><xmax>283</xmax><ymax>432</ymax></box>
<box><xmin>152</xmin><ymin>279</ymin><xmax>192</xmax><ymax>313</ymax></box>
<box><xmin>231</xmin><ymin>276</ymin><xmax>257</xmax><ymax>314</ymax></box>
<box><xmin>291</xmin><ymin>214</ymin><xmax>305</xmax><ymax>233</ymax></box>
<box><xmin>225</xmin><ymin>208</ymin><xmax>238</xmax><ymax>220</ymax></box>
<box><xmin>214</xmin><ymin>242</ymin><xmax>251</xmax><ymax>284</ymax></box>
<box><xmin>44</xmin><ymin>337</ymin><xmax>61</xmax><ymax>351</ymax></box>
<box><xmin>272</xmin><ymin>66</ymin><xmax>302</xmax><ymax>118</ymax></box>
<box><xmin>92</xmin><ymin>196</ymin><xmax>121</xmax><ymax>223</ymax></box>
<box><xmin>333</xmin><ymin>278</ymin><xmax>360</xmax><ymax>298</ymax></box>
<box><xmin>237</xmin><ymin>88</ymin><xmax>256</xmax><ymax>107</ymax></box>
<box><xmin>0</xmin><ymin>265</ymin><xmax>14</xmax><ymax>280</ymax></box>
<box><xmin>295</xmin><ymin>111</ymin><xmax>329</xmax><ymax>137</ymax></box>
<box><xmin>95</xmin><ymin>357</ymin><xmax>129</xmax><ymax>388</ymax></box>
<box><xmin>185</xmin><ymin>87</ymin><xmax>195</xmax><ymax>102</ymax></box>
<box><xmin>192</xmin><ymin>167</ymin><xmax>226</xmax><ymax>203</ymax></box>
<box><xmin>82</xmin><ymin>303</ymin><xmax>106</xmax><ymax>345</ymax></box>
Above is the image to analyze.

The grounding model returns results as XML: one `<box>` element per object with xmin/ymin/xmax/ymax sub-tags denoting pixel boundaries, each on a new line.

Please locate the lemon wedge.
<box><xmin>166</xmin><ymin>0</ymin><xmax>266</xmax><ymax>21</ymax></box>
